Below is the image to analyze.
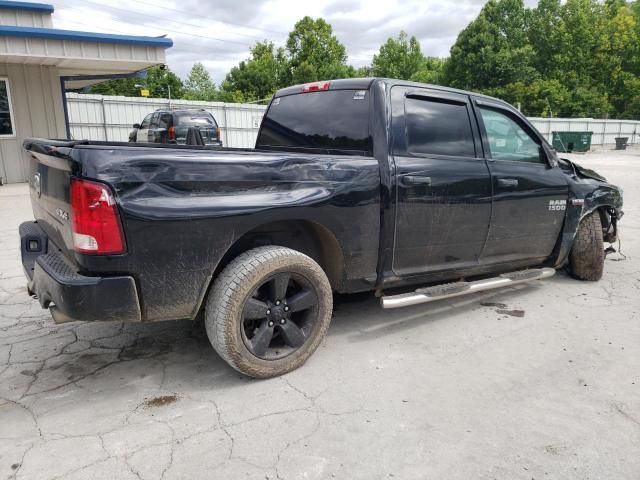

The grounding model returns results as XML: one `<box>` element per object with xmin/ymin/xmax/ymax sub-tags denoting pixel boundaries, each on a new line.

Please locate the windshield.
<box><xmin>256</xmin><ymin>89</ymin><xmax>371</xmax><ymax>154</ymax></box>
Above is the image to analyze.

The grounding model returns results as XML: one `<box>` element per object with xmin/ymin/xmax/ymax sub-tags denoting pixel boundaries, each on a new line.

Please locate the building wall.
<box><xmin>0</xmin><ymin>64</ymin><xmax>67</xmax><ymax>184</ymax></box>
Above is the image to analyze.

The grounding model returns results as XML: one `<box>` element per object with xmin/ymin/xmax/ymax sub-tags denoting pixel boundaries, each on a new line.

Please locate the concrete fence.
<box><xmin>67</xmin><ymin>93</ymin><xmax>639</xmax><ymax>149</ymax></box>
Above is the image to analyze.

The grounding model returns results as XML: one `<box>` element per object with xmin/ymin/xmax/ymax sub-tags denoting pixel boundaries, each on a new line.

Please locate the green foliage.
<box><xmin>220</xmin><ymin>42</ymin><xmax>288</xmax><ymax>102</ymax></box>
<box><xmin>88</xmin><ymin>66</ymin><xmax>183</xmax><ymax>98</ymax></box>
<box><xmin>445</xmin><ymin>0</ymin><xmax>537</xmax><ymax>90</ymax></box>
<box><xmin>87</xmin><ymin>6</ymin><xmax>640</xmax><ymax>118</ymax></box>
<box><xmin>371</xmin><ymin>32</ymin><xmax>423</xmax><ymax>79</ymax></box>
<box><xmin>285</xmin><ymin>16</ymin><xmax>351</xmax><ymax>84</ymax></box>
<box><xmin>445</xmin><ymin>0</ymin><xmax>640</xmax><ymax>117</ymax></box>
<box><xmin>183</xmin><ymin>63</ymin><xmax>217</xmax><ymax>101</ymax></box>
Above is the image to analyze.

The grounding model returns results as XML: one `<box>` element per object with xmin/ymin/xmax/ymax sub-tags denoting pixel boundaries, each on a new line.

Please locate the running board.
<box><xmin>380</xmin><ymin>268</ymin><xmax>556</xmax><ymax>309</ymax></box>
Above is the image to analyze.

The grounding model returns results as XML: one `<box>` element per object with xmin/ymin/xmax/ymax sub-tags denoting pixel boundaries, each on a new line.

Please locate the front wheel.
<box><xmin>569</xmin><ymin>211</ymin><xmax>604</xmax><ymax>281</ymax></box>
<box><xmin>205</xmin><ymin>246</ymin><xmax>333</xmax><ymax>378</ymax></box>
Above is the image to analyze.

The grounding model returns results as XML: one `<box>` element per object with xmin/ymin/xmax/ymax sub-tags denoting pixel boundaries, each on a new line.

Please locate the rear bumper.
<box><xmin>19</xmin><ymin>221</ymin><xmax>141</xmax><ymax>324</ymax></box>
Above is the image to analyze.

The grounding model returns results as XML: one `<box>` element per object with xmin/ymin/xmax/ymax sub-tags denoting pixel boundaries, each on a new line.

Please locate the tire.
<box><xmin>569</xmin><ymin>211</ymin><xmax>604</xmax><ymax>281</ymax></box>
<box><xmin>205</xmin><ymin>246</ymin><xmax>333</xmax><ymax>378</ymax></box>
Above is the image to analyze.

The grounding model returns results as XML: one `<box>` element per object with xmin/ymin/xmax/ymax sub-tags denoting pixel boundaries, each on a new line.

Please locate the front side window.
<box><xmin>0</xmin><ymin>79</ymin><xmax>15</xmax><ymax>136</ymax></box>
<box><xmin>479</xmin><ymin>107</ymin><xmax>541</xmax><ymax>163</ymax></box>
<box><xmin>140</xmin><ymin>113</ymin><xmax>153</xmax><ymax>129</ymax></box>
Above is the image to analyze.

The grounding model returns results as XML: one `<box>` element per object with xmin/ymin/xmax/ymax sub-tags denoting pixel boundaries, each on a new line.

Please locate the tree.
<box><xmin>371</xmin><ymin>32</ymin><xmax>424</xmax><ymax>80</ymax></box>
<box><xmin>285</xmin><ymin>16</ymin><xmax>351</xmax><ymax>84</ymax></box>
<box><xmin>88</xmin><ymin>76</ymin><xmax>138</xmax><ymax>97</ymax></box>
<box><xmin>487</xmin><ymin>79</ymin><xmax>569</xmax><ymax>116</ymax></box>
<box><xmin>410</xmin><ymin>57</ymin><xmax>446</xmax><ymax>85</ymax></box>
<box><xmin>183</xmin><ymin>63</ymin><xmax>218</xmax><ymax>101</ymax></box>
<box><xmin>145</xmin><ymin>66</ymin><xmax>184</xmax><ymax>99</ymax></box>
<box><xmin>88</xmin><ymin>66</ymin><xmax>183</xmax><ymax>98</ymax></box>
<box><xmin>444</xmin><ymin>0</ymin><xmax>537</xmax><ymax>90</ymax></box>
<box><xmin>527</xmin><ymin>0</ymin><xmax>565</xmax><ymax>78</ymax></box>
<box><xmin>220</xmin><ymin>41</ymin><xmax>288</xmax><ymax>102</ymax></box>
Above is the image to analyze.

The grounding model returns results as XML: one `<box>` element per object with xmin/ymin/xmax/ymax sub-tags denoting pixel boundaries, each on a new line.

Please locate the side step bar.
<box><xmin>380</xmin><ymin>268</ymin><xmax>556</xmax><ymax>309</ymax></box>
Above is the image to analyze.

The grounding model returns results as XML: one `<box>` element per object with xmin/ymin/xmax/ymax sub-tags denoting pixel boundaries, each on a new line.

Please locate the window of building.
<box><xmin>0</xmin><ymin>79</ymin><xmax>15</xmax><ymax>137</ymax></box>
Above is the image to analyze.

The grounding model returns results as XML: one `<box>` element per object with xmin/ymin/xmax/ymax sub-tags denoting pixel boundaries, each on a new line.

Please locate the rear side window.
<box><xmin>405</xmin><ymin>98</ymin><xmax>475</xmax><ymax>157</ymax></box>
<box><xmin>158</xmin><ymin>113</ymin><xmax>172</xmax><ymax>129</ymax></box>
<box><xmin>256</xmin><ymin>90</ymin><xmax>370</xmax><ymax>154</ymax></box>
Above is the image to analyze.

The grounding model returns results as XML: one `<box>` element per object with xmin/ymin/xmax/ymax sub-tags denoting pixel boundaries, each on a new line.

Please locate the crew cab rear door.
<box><xmin>473</xmin><ymin>98</ymin><xmax>569</xmax><ymax>264</ymax></box>
<box><xmin>390</xmin><ymin>86</ymin><xmax>492</xmax><ymax>276</ymax></box>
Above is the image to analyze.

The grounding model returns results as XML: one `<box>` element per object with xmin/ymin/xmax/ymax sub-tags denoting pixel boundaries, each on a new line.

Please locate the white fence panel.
<box><xmin>67</xmin><ymin>93</ymin><xmax>639</xmax><ymax>148</ymax></box>
<box><xmin>66</xmin><ymin>93</ymin><xmax>268</xmax><ymax>148</ymax></box>
<box><xmin>529</xmin><ymin>117</ymin><xmax>640</xmax><ymax>146</ymax></box>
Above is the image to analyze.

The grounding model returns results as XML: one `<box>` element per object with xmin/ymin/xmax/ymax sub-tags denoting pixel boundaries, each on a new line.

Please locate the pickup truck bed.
<box><xmin>19</xmin><ymin>78</ymin><xmax>623</xmax><ymax>377</ymax></box>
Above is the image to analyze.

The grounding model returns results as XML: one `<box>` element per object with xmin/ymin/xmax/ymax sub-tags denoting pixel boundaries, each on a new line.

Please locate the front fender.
<box><xmin>553</xmin><ymin>183</ymin><xmax>623</xmax><ymax>267</ymax></box>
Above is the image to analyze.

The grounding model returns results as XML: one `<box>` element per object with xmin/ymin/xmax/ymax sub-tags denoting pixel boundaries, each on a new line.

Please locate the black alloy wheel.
<box><xmin>241</xmin><ymin>272</ymin><xmax>318</xmax><ymax>360</ymax></box>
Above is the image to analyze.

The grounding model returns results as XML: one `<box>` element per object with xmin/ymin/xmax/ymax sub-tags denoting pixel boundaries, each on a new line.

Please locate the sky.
<box><xmin>50</xmin><ymin>0</ymin><xmax>536</xmax><ymax>84</ymax></box>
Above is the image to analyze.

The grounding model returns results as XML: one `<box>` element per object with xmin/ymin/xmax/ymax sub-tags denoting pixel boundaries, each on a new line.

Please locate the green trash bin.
<box><xmin>552</xmin><ymin>131</ymin><xmax>593</xmax><ymax>153</ymax></box>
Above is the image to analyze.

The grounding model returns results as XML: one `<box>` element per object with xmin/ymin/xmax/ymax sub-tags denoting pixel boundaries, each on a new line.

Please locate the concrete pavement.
<box><xmin>1</xmin><ymin>149</ymin><xmax>639</xmax><ymax>479</ymax></box>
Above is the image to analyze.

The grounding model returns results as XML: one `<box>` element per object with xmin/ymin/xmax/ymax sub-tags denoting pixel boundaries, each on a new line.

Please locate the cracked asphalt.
<box><xmin>1</xmin><ymin>148</ymin><xmax>639</xmax><ymax>480</ymax></box>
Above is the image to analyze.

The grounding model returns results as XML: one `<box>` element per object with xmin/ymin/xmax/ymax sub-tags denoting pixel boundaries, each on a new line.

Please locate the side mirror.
<box><xmin>133</xmin><ymin>123</ymin><xmax>141</xmax><ymax>129</ymax></box>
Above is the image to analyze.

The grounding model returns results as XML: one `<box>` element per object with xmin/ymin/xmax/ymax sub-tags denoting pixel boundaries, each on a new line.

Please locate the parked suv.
<box><xmin>129</xmin><ymin>108</ymin><xmax>222</xmax><ymax>146</ymax></box>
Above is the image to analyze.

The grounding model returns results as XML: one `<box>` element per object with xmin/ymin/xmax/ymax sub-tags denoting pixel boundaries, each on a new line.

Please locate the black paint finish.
<box><xmin>21</xmin><ymin>78</ymin><xmax>623</xmax><ymax>323</ymax></box>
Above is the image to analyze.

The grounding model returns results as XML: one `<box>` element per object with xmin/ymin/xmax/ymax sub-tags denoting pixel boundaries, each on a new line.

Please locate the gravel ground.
<box><xmin>1</xmin><ymin>148</ymin><xmax>639</xmax><ymax>480</ymax></box>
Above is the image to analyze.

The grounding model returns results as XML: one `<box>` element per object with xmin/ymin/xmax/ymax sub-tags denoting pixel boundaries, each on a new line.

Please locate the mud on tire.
<box><xmin>569</xmin><ymin>211</ymin><xmax>605</xmax><ymax>281</ymax></box>
<box><xmin>205</xmin><ymin>246</ymin><xmax>333</xmax><ymax>378</ymax></box>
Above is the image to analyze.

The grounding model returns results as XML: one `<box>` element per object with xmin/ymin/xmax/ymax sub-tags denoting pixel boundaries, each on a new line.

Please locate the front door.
<box><xmin>474</xmin><ymin>100</ymin><xmax>569</xmax><ymax>264</ymax></box>
<box><xmin>136</xmin><ymin>113</ymin><xmax>153</xmax><ymax>142</ymax></box>
<box><xmin>391</xmin><ymin>86</ymin><xmax>492</xmax><ymax>276</ymax></box>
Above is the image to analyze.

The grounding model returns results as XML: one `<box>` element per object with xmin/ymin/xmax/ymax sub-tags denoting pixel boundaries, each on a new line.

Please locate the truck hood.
<box><xmin>559</xmin><ymin>158</ymin><xmax>607</xmax><ymax>183</ymax></box>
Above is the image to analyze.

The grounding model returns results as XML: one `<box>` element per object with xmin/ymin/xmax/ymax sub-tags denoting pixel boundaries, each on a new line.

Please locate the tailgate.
<box><xmin>23</xmin><ymin>139</ymin><xmax>81</xmax><ymax>258</ymax></box>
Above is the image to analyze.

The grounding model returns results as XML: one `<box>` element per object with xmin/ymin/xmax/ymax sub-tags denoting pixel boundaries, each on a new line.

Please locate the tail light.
<box><xmin>168</xmin><ymin>126</ymin><xmax>176</xmax><ymax>141</ymax></box>
<box><xmin>70</xmin><ymin>178</ymin><xmax>126</xmax><ymax>255</ymax></box>
<box><xmin>302</xmin><ymin>81</ymin><xmax>330</xmax><ymax>92</ymax></box>
<box><xmin>216</xmin><ymin>127</ymin><xmax>220</xmax><ymax>139</ymax></box>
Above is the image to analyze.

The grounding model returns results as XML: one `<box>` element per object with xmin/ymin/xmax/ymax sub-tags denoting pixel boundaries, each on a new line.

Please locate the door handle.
<box><xmin>403</xmin><ymin>175</ymin><xmax>432</xmax><ymax>186</ymax></box>
<box><xmin>497</xmin><ymin>178</ymin><xmax>518</xmax><ymax>188</ymax></box>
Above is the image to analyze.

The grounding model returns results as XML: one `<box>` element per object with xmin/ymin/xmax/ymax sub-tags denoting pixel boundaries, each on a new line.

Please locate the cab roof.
<box><xmin>273</xmin><ymin>77</ymin><xmax>509</xmax><ymax>106</ymax></box>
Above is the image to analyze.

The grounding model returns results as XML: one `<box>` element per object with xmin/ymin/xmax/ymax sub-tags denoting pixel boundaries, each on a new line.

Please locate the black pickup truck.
<box><xmin>20</xmin><ymin>78</ymin><xmax>623</xmax><ymax>378</ymax></box>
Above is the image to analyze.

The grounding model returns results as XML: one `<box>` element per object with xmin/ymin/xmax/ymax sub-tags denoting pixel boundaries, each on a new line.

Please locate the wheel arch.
<box><xmin>213</xmin><ymin>219</ymin><xmax>345</xmax><ymax>291</ymax></box>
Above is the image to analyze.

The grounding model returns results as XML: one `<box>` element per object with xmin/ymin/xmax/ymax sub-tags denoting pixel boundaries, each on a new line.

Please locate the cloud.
<box><xmin>51</xmin><ymin>0</ymin><xmax>518</xmax><ymax>82</ymax></box>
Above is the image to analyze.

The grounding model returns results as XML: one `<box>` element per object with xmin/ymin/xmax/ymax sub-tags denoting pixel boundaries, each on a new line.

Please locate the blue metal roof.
<box><xmin>0</xmin><ymin>25</ymin><xmax>173</xmax><ymax>48</ymax></box>
<box><xmin>0</xmin><ymin>1</ymin><xmax>54</xmax><ymax>13</ymax></box>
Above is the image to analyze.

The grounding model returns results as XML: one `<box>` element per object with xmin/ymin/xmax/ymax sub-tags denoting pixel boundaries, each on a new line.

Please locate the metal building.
<box><xmin>0</xmin><ymin>0</ymin><xmax>172</xmax><ymax>184</ymax></box>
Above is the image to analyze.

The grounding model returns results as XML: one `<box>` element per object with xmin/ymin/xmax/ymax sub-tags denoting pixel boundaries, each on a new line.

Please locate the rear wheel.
<box><xmin>205</xmin><ymin>246</ymin><xmax>333</xmax><ymax>378</ymax></box>
<box><xmin>569</xmin><ymin>211</ymin><xmax>604</xmax><ymax>281</ymax></box>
